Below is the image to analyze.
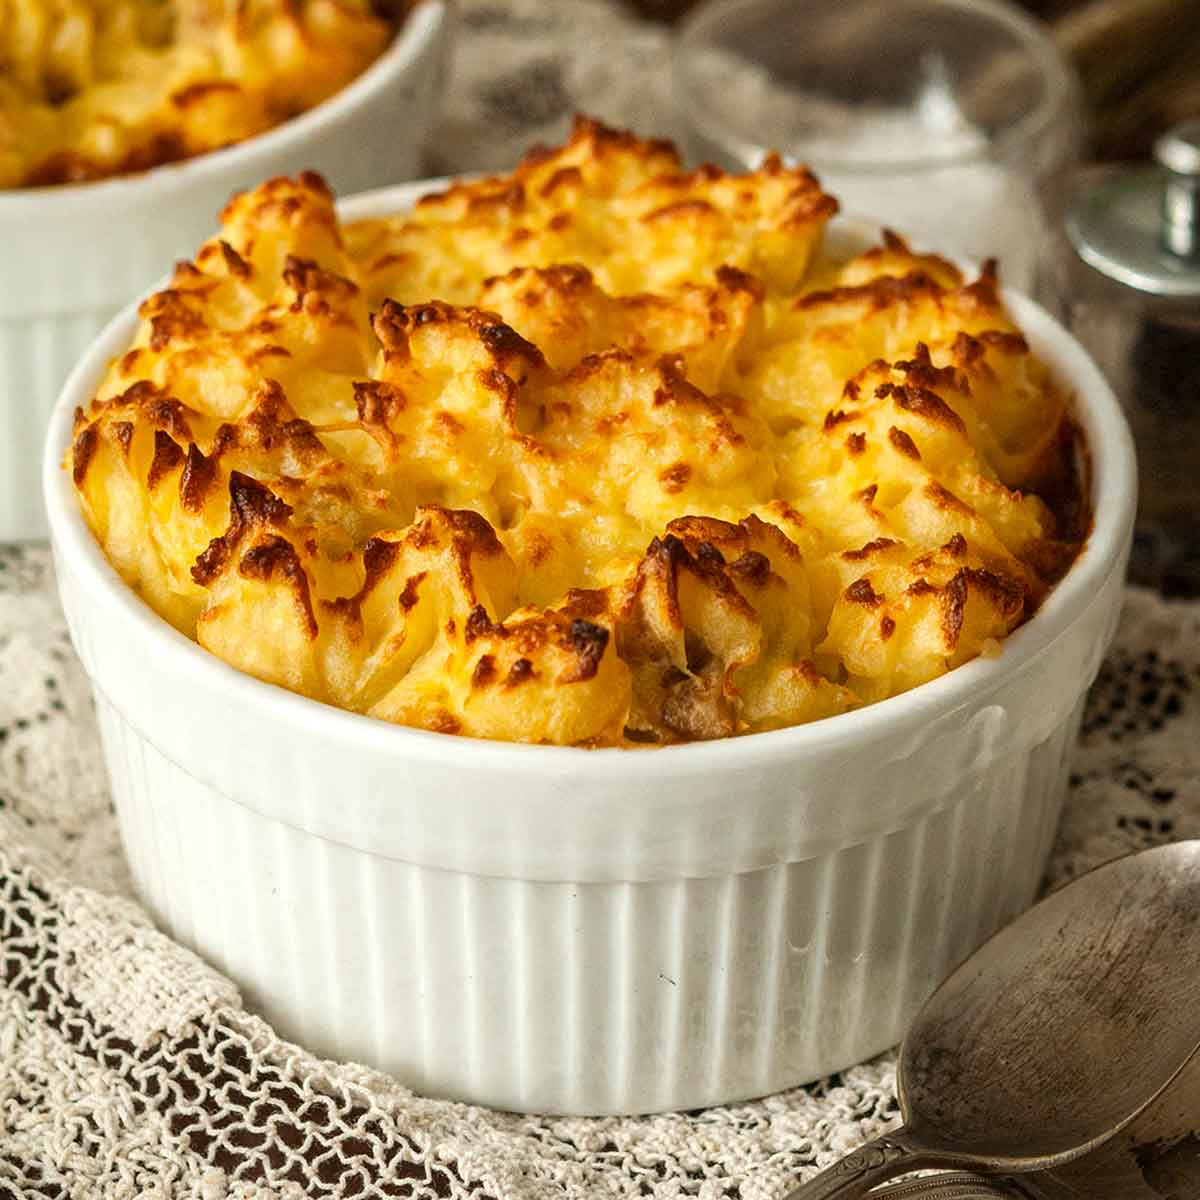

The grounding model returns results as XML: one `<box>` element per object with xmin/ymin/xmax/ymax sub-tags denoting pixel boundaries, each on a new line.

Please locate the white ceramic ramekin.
<box><xmin>44</xmin><ymin>182</ymin><xmax>1137</xmax><ymax>1115</ymax></box>
<box><xmin>1</xmin><ymin>1</ymin><xmax>451</xmax><ymax>542</ymax></box>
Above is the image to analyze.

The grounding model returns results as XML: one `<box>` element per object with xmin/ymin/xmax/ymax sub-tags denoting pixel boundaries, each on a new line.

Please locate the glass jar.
<box><xmin>672</xmin><ymin>0</ymin><xmax>1084</xmax><ymax>299</ymax></box>
<box><xmin>1061</xmin><ymin>120</ymin><xmax>1200</xmax><ymax>596</ymax></box>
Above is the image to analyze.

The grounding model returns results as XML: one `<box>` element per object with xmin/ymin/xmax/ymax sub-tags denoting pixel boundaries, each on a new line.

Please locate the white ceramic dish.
<box><xmin>44</xmin><ymin>179</ymin><xmax>1137</xmax><ymax>1115</ymax></box>
<box><xmin>1</xmin><ymin>1</ymin><xmax>451</xmax><ymax>542</ymax></box>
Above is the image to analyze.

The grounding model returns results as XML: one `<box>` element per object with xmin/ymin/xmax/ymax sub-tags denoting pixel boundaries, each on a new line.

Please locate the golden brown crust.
<box><xmin>70</xmin><ymin>118</ymin><xmax>1086</xmax><ymax>745</ymax></box>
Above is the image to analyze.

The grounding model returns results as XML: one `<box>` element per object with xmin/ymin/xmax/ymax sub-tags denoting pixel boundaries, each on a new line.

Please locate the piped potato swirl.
<box><xmin>70</xmin><ymin>117</ymin><xmax>1085</xmax><ymax>745</ymax></box>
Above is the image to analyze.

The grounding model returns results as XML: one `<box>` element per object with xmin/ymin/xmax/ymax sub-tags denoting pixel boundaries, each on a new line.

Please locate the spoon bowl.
<box><xmin>788</xmin><ymin>841</ymin><xmax>1200</xmax><ymax>1197</ymax></box>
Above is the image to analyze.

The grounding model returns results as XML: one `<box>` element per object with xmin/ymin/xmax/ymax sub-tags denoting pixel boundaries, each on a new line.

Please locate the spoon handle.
<box><xmin>871</xmin><ymin>1173</ymin><xmax>1028</xmax><ymax>1198</ymax></box>
<box><xmin>783</xmin><ymin>1132</ymin><xmax>946</xmax><ymax>1199</ymax></box>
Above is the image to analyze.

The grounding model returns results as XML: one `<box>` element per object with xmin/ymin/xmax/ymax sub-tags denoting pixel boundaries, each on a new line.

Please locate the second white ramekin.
<box><xmin>1</xmin><ymin>0</ymin><xmax>451</xmax><ymax>542</ymax></box>
<box><xmin>44</xmin><ymin>184</ymin><xmax>1137</xmax><ymax>1115</ymax></box>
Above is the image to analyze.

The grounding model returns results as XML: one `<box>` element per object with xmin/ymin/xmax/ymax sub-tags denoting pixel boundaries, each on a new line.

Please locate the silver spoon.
<box><xmin>785</xmin><ymin>840</ymin><xmax>1200</xmax><ymax>1199</ymax></box>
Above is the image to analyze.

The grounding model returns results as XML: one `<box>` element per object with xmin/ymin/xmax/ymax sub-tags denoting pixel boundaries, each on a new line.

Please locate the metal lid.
<box><xmin>1067</xmin><ymin>119</ymin><xmax>1200</xmax><ymax>298</ymax></box>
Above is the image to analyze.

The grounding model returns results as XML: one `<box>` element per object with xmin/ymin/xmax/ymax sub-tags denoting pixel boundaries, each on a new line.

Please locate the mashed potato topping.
<box><xmin>70</xmin><ymin>118</ymin><xmax>1085</xmax><ymax>745</ymax></box>
<box><xmin>0</xmin><ymin>0</ymin><xmax>395</xmax><ymax>187</ymax></box>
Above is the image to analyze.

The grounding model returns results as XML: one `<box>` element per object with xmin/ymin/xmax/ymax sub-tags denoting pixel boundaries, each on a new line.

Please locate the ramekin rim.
<box><xmin>0</xmin><ymin>0</ymin><xmax>447</xmax><ymax>213</ymax></box>
<box><xmin>43</xmin><ymin>182</ymin><xmax>1138</xmax><ymax>778</ymax></box>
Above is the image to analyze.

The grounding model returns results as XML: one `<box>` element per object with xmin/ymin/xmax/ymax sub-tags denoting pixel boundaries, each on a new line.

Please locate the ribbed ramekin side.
<box><xmin>89</xmin><ymin>687</ymin><xmax>1083</xmax><ymax>1115</ymax></box>
<box><xmin>0</xmin><ymin>310</ymin><xmax>117</xmax><ymax>540</ymax></box>
<box><xmin>713</xmin><ymin>709</ymin><xmax>1075</xmax><ymax>1108</ymax></box>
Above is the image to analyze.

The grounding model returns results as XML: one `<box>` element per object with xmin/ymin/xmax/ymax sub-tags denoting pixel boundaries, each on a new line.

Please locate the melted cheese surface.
<box><xmin>71</xmin><ymin>118</ymin><xmax>1085</xmax><ymax>745</ymax></box>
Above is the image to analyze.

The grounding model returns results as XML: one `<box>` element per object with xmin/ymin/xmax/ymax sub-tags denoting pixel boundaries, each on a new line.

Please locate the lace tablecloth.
<box><xmin>3</xmin><ymin>543</ymin><xmax>1199</xmax><ymax>1197</ymax></box>
<box><xmin>4</xmin><ymin>1</ymin><xmax>1200</xmax><ymax>1193</ymax></box>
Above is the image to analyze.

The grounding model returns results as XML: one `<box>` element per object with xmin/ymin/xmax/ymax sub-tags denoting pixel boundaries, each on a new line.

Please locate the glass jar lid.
<box><xmin>1067</xmin><ymin>120</ymin><xmax>1200</xmax><ymax>298</ymax></box>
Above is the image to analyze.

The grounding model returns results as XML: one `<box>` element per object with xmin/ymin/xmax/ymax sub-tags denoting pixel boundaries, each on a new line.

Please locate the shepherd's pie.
<box><xmin>69</xmin><ymin>117</ymin><xmax>1086</xmax><ymax>745</ymax></box>
<box><xmin>0</xmin><ymin>0</ymin><xmax>397</xmax><ymax>187</ymax></box>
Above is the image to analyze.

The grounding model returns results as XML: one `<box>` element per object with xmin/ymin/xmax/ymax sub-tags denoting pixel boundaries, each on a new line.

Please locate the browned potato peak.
<box><xmin>71</xmin><ymin>116</ymin><xmax>1084</xmax><ymax>745</ymax></box>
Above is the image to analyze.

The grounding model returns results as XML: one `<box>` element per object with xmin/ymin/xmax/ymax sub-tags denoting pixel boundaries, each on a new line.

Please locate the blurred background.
<box><xmin>627</xmin><ymin>0</ymin><xmax>1199</xmax><ymax>164</ymax></box>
